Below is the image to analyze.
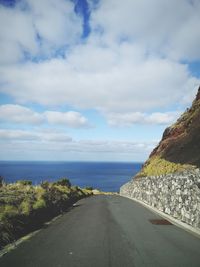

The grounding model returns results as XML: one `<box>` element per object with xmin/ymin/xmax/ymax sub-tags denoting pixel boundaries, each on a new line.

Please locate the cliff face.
<box><xmin>136</xmin><ymin>87</ymin><xmax>200</xmax><ymax>177</ymax></box>
<box><xmin>120</xmin><ymin>87</ymin><xmax>200</xmax><ymax>229</ymax></box>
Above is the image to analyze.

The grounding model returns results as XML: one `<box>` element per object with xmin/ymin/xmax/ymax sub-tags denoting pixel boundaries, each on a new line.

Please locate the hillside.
<box><xmin>136</xmin><ymin>87</ymin><xmax>200</xmax><ymax>177</ymax></box>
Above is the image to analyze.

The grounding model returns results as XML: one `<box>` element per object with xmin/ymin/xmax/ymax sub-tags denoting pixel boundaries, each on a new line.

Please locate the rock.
<box><xmin>120</xmin><ymin>169</ymin><xmax>200</xmax><ymax>229</ymax></box>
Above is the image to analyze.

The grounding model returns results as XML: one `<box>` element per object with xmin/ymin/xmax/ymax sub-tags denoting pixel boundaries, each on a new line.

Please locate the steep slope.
<box><xmin>136</xmin><ymin>87</ymin><xmax>200</xmax><ymax>177</ymax></box>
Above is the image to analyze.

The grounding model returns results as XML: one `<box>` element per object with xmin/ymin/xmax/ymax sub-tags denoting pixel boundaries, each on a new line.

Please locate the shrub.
<box><xmin>53</xmin><ymin>178</ymin><xmax>71</xmax><ymax>187</ymax></box>
<box><xmin>33</xmin><ymin>198</ymin><xmax>46</xmax><ymax>210</ymax></box>
<box><xmin>0</xmin><ymin>178</ymin><xmax>93</xmax><ymax>249</ymax></box>
<box><xmin>71</xmin><ymin>185</ymin><xmax>79</xmax><ymax>191</ymax></box>
<box><xmin>1</xmin><ymin>205</ymin><xmax>18</xmax><ymax>220</ymax></box>
<box><xmin>138</xmin><ymin>156</ymin><xmax>191</xmax><ymax>177</ymax></box>
<box><xmin>85</xmin><ymin>186</ymin><xmax>93</xmax><ymax>191</ymax></box>
<box><xmin>41</xmin><ymin>181</ymin><xmax>50</xmax><ymax>189</ymax></box>
<box><xmin>17</xmin><ymin>180</ymin><xmax>32</xmax><ymax>186</ymax></box>
<box><xmin>19</xmin><ymin>200</ymin><xmax>32</xmax><ymax>215</ymax></box>
<box><xmin>81</xmin><ymin>188</ymin><xmax>93</xmax><ymax>196</ymax></box>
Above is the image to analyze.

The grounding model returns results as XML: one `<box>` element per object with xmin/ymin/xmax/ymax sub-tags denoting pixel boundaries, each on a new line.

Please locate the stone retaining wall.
<box><xmin>120</xmin><ymin>169</ymin><xmax>200</xmax><ymax>229</ymax></box>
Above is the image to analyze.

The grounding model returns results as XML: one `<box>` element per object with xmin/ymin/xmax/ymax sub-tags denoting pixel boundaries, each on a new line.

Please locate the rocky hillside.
<box><xmin>136</xmin><ymin>87</ymin><xmax>200</xmax><ymax>177</ymax></box>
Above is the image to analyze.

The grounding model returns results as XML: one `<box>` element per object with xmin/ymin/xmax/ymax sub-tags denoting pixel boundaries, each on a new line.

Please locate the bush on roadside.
<box><xmin>33</xmin><ymin>198</ymin><xmax>46</xmax><ymax>210</ymax></box>
<box><xmin>41</xmin><ymin>181</ymin><xmax>50</xmax><ymax>189</ymax></box>
<box><xmin>53</xmin><ymin>178</ymin><xmax>71</xmax><ymax>187</ymax></box>
<box><xmin>19</xmin><ymin>200</ymin><xmax>33</xmax><ymax>215</ymax></box>
<box><xmin>0</xmin><ymin>178</ymin><xmax>93</xmax><ymax>249</ymax></box>
<box><xmin>0</xmin><ymin>205</ymin><xmax>19</xmax><ymax>220</ymax></box>
<box><xmin>17</xmin><ymin>180</ymin><xmax>32</xmax><ymax>186</ymax></box>
<box><xmin>85</xmin><ymin>186</ymin><xmax>93</xmax><ymax>191</ymax></box>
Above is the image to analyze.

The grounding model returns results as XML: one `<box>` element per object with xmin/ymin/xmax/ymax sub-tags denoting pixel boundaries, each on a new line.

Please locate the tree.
<box><xmin>54</xmin><ymin>178</ymin><xmax>71</xmax><ymax>187</ymax></box>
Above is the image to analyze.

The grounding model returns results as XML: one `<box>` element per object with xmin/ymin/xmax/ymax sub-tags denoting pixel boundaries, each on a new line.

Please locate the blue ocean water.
<box><xmin>0</xmin><ymin>161</ymin><xmax>143</xmax><ymax>192</ymax></box>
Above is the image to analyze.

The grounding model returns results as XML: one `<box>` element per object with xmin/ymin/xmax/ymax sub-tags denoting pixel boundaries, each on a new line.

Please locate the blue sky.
<box><xmin>0</xmin><ymin>0</ymin><xmax>200</xmax><ymax>161</ymax></box>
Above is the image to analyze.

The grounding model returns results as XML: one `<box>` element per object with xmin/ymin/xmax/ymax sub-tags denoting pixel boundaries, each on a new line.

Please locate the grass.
<box><xmin>136</xmin><ymin>156</ymin><xmax>194</xmax><ymax>177</ymax></box>
<box><xmin>0</xmin><ymin>178</ymin><xmax>93</xmax><ymax>249</ymax></box>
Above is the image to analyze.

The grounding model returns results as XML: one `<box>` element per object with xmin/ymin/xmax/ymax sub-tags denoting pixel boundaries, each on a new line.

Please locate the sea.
<box><xmin>0</xmin><ymin>161</ymin><xmax>143</xmax><ymax>192</ymax></box>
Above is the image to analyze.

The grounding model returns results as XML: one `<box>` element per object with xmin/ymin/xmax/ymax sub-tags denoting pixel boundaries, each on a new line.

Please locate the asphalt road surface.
<box><xmin>0</xmin><ymin>195</ymin><xmax>200</xmax><ymax>267</ymax></box>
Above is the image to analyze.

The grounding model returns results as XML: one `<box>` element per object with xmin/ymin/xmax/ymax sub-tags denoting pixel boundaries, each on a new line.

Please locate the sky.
<box><xmin>0</xmin><ymin>0</ymin><xmax>200</xmax><ymax>162</ymax></box>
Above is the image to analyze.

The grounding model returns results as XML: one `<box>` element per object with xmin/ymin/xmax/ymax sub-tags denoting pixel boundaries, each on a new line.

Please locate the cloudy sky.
<box><xmin>0</xmin><ymin>0</ymin><xmax>200</xmax><ymax>162</ymax></box>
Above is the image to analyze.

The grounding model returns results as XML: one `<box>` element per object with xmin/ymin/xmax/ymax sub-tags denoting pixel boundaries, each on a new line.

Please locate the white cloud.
<box><xmin>0</xmin><ymin>128</ymin><xmax>157</xmax><ymax>161</ymax></box>
<box><xmin>0</xmin><ymin>104</ymin><xmax>90</xmax><ymax>128</ymax></box>
<box><xmin>146</xmin><ymin>112</ymin><xmax>182</xmax><ymax>125</ymax></box>
<box><xmin>106</xmin><ymin>111</ymin><xmax>182</xmax><ymax>127</ymax></box>
<box><xmin>0</xmin><ymin>104</ymin><xmax>43</xmax><ymax>124</ymax></box>
<box><xmin>91</xmin><ymin>0</ymin><xmax>200</xmax><ymax>60</ymax></box>
<box><xmin>0</xmin><ymin>6</ymin><xmax>37</xmax><ymax>64</ymax></box>
<box><xmin>0</xmin><ymin>129</ymin><xmax>40</xmax><ymax>141</ymax></box>
<box><xmin>0</xmin><ymin>52</ymin><xmax>198</xmax><ymax>113</ymax></box>
<box><xmin>45</xmin><ymin>111</ymin><xmax>90</xmax><ymax>128</ymax></box>
<box><xmin>0</xmin><ymin>129</ymin><xmax>72</xmax><ymax>143</ymax></box>
<box><xmin>0</xmin><ymin>0</ymin><xmax>199</xmax><ymax>114</ymax></box>
<box><xmin>28</xmin><ymin>0</ymin><xmax>82</xmax><ymax>48</ymax></box>
<box><xmin>0</xmin><ymin>0</ymin><xmax>82</xmax><ymax>64</ymax></box>
<box><xmin>106</xmin><ymin>112</ymin><xmax>145</xmax><ymax>127</ymax></box>
<box><xmin>40</xmin><ymin>131</ymin><xmax>72</xmax><ymax>143</ymax></box>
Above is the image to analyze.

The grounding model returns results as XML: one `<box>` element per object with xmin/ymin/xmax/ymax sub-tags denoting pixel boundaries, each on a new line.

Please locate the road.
<box><xmin>0</xmin><ymin>195</ymin><xmax>200</xmax><ymax>267</ymax></box>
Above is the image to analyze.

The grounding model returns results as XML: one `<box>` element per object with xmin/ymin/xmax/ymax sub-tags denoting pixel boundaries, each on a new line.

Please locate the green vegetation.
<box><xmin>53</xmin><ymin>177</ymin><xmax>71</xmax><ymax>187</ymax></box>
<box><xmin>0</xmin><ymin>176</ymin><xmax>3</xmax><ymax>187</ymax></box>
<box><xmin>0</xmin><ymin>178</ymin><xmax>93</xmax><ymax>249</ymax></box>
<box><xmin>85</xmin><ymin>186</ymin><xmax>93</xmax><ymax>191</ymax></box>
<box><xmin>16</xmin><ymin>180</ymin><xmax>32</xmax><ymax>186</ymax></box>
<box><xmin>137</xmin><ymin>156</ymin><xmax>193</xmax><ymax>177</ymax></box>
